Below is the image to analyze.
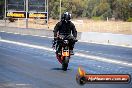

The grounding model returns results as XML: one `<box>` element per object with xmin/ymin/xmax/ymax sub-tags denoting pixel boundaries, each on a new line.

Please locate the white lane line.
<box><xmin>15</xmin><ymin>84</ymin><xmax>31</xmax><ymax>86</ymax></box>
<box><xmin>0</xmin><ymin>39</ymin><xmax>54</xmax><ymax>52</ymax></box>
<box><xmin>0</xmin><ymin>39</ymin><xmax>132</xmax><ymax>67</ymax></box>
<box><xmin>75</xmin><ymin>53</ymin><xmax>132</xmax><ymax>67</ymax></box>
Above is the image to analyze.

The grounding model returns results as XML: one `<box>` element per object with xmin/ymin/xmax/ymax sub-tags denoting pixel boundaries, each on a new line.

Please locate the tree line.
<box><xmin>0</xmin><ymin>0</ymin><xmax>132</xmax><ymax>21</ymax></box>
<box><xmin>49</xmin><ymin>0</ymin><xmax>132</xmax><ymax>21</ymax></box>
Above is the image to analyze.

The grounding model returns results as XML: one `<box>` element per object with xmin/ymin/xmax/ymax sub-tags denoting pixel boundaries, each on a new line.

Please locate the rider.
<box><xmin>53</xmin><ymin>12</ymin><xmax>77</xmax><ymax>55</ymax></box>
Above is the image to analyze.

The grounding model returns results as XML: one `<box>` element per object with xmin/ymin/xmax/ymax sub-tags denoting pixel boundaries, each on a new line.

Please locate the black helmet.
<box><xmin>61</xmin><ymin>12</ymin><xmax>71</xmax><ymax>21</ymax></box>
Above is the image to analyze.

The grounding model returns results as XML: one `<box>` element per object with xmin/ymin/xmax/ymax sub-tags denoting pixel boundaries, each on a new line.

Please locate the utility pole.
<box><xmin>4</xmin><ymin>0</ymin><xmax>6</xmax><ymax>26</ymax></box>
<box><xmin>47</xmin><ymin>0</ymin><xmax>48</xmax><ymax>25</ymax></box>
<box><xmin>26</xmin><ymin>0</ymin><xmax>28</xmax><ymax>28</ymax></box>
<box><xmin>60</xmin><ymin>0</ymin><xmax>61</xmax><ymax>20</ymax></box>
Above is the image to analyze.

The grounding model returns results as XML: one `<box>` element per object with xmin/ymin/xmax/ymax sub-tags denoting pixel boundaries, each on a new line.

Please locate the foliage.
<box><xmin>48</xmin><ymin>0</ymin><xmax>132</xmax><ymax>21</ymax></box>
<box><xmin>127</xmin><ymin>18</ymin><xmax>132</xmax><ymax>22</ymax></box>
<box><xmin>0</xmin><ymin>0</ymin><xmax>132</xmax><ymax>21</ymax></box>
<box><xmin>92</xmin><ymin>16</ymin><xmax>102</xmax><ymax>20</ymax></box>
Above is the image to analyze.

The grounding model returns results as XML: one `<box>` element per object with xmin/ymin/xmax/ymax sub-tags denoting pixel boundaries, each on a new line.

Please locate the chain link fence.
<box><xmin>1</xmin><ymin>0</ymin><xmax>132</xmax><ymax>35</ymax></box>
<box><xmin>72</xmin><ymin>20</ymin><xmax>132</xmax><ymax>35</ymax></box>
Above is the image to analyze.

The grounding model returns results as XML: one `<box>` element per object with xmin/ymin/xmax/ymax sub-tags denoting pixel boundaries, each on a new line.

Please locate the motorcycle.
<box><xmin>52</xmin><ymin>35</ymin><xmax>74</xmax><ymax>71</ymax></box>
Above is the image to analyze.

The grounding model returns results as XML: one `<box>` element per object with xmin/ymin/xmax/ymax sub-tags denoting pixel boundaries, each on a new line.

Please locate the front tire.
<box><xmin>62</xmin><ymin>57</ymin><xmax>69</xmax><ymax>71</ymax></box>
<box><xmin>62</xmin><ymin>63</ymin><xmax>68</xmax><ymax>71</ymax></box>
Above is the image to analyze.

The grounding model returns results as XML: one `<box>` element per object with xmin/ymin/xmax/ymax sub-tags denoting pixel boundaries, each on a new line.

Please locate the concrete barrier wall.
<box><xmin>81</xmin><ymin>32</ymin><xmax>132</xmax><ymax>46</ymax></box>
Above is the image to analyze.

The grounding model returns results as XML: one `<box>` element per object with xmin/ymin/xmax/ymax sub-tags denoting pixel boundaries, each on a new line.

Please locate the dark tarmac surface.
<box><xmin>0</xmin><ymin>32</ymin><xmax>132</xmax><ymax>88</ymax></box>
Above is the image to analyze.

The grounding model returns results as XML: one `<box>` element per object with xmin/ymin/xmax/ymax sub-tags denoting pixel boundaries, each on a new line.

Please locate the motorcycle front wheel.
<box><xmin>62</xmin><ymin>56</ymin><xmax>69</xmax><ymax>71</ymax></box>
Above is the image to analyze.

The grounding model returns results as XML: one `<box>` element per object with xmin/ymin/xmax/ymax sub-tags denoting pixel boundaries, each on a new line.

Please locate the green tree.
<box><xmin>107</xmin><ymin>0</ymin><xmax>132</xmax><ymax>20</ymax></box>
<box><xmin>48</xmin><ymin>0</ymin><xmax>132</xmax><ymax>21</ymax></box>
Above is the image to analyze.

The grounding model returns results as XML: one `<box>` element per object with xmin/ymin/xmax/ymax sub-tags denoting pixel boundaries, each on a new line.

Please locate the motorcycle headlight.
<box><xmin>63</xmin><ymin>40</ymin><xmax>69</xmax><ymax>44</ymax></box>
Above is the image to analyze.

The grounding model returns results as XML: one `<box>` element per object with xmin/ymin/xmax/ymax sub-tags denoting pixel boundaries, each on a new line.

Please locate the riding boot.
<box><xmin>56</xmin><ymin>45</ymin><xmax>61</xmax><ymax>55</ymax></box>
<box><xmin>69</xmin><ymin>45</ymin><xmax>74</xmax><ymax>55</ymax></box>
